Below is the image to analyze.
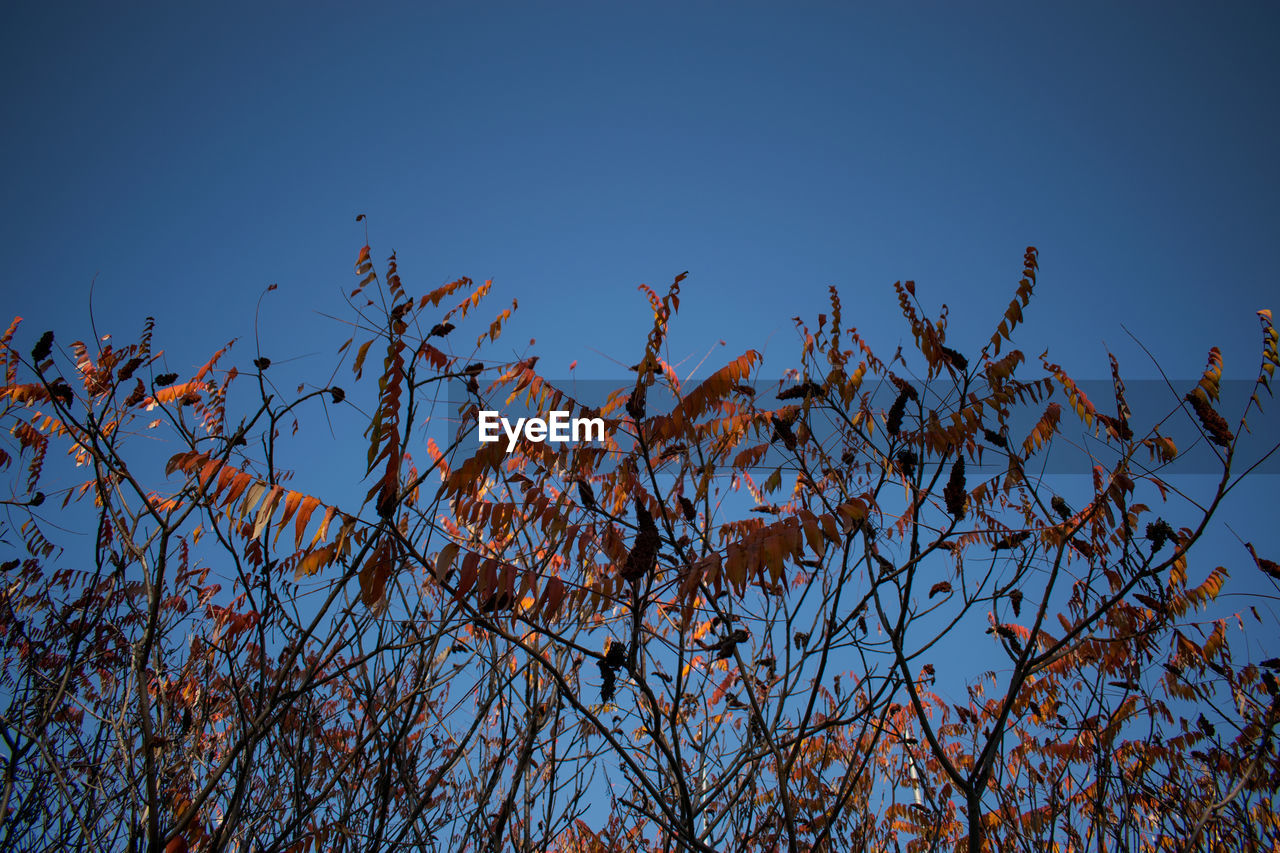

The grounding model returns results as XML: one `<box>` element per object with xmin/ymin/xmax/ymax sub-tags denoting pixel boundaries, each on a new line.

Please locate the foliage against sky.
<box><xmin>2</xmin><ymin>3</ymin><xmax>1280</xmax><ymax>852</ymax></box>
<box><xmin>3</xmin><ymin>238</ymin><xmax>1280</xmax><ymax>850</ymax></box>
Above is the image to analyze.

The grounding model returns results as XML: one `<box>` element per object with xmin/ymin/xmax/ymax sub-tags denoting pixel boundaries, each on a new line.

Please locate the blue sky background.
<box><xmin>4</xmin><ymin>4</ymin><xmax>1278</xmax><ymax>620</ymax></box>
<box><xmin>5</xmin><ymin>2</ymin><xmax>1277</xmax><ymax>379</ymax></box>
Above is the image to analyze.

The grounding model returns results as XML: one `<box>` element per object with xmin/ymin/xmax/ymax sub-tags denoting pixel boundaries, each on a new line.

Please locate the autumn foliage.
<box><xmin>2</xmin><ymin>242</ymin><xmax>1278</xmax><ymax>852</ymax></box>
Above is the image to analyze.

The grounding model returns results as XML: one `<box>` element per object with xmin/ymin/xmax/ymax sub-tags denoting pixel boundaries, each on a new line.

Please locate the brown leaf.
<box><xmin>886</xmin><ymin>389</ymin><xmax>908</xmax><ymax>436</ymax></box>
<box><xmin>621</xmin><ymin>498</ymin><xmax>660</xmax><ymax>583</ymax></box>
<box><xmin>679</xmin><ymin>495</ymin><xmax>696</xmax><ymax>522</ymax></box>
<box><xmin>1184</xmin><ymin>393</ymin><xmax>1233</xmax><ymax>447</ymax></box>
<box><xmin>943</xmin><ymin>456</ymin><xmax>966</xmax><ymax>518</ymax></box>
<box><xmin>31</xmin><ymin>331</ymin><xmax>53</xmax><ymax>363</ymax></box>
<box><xmin>993</xmin><ymin>530</ymin><xmax>1030</xmax><ymax>551</ymax></box>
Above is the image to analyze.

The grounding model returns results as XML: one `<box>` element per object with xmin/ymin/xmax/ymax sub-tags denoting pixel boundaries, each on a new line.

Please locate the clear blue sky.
<box><xmin>4</xmin><ymin>3</ymin><xmax>1278</xmax><ymax>567</ymax></box>
<box><xmin>5</xmin><ymin>2</ymin><xmax>1277</xmax><ymax>378</ymax></box>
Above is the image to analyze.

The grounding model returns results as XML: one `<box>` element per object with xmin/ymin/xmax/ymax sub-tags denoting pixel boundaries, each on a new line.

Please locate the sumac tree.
<box><xmin>1</xmin><ymin>243</ymin><xmax>1277</xmax><ymax>852</ymax></box>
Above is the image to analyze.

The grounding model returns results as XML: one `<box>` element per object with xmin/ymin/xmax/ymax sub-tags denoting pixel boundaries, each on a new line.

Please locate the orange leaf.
<box><xmin>456</xmin><ymin>551</ymin><xmax>480</xmax><ymax>598</ymax></box>
<box><xmin>419</xmin><ymin>343</ymin><xmax>448</xmax><ymax>370</ymax></box>
<box><xmin>273</xmin><ymin>489</ymin><xmax>304</xmax><ymax>545</ymax></box>
<box><xmin>353</xmin><ymin>339</ymin><xmax>373</xmax><ymax>379</ymax></box>
<box><xmin>164</xmin><ymin>450</ymin><xmax>201</xmax><ymax>477</ymax></box>
<box><xmin>252</xmin><ymin>485</ymin><xmax>284</xmax><ymax>539</ymax></box>
<box><xmin>222</xmin><ymin>473</ymin><xmax>254</xmax><ymax>511</ymax></box>
<box><xmin>312</xmin><ymin>504</ymin><xmax>338</xmax><ymax>545</ymax></box>
<box><xmin>539</xmin><ymin>574</ymin><xmax>565</xmax><ymax>621</ymax></box>
<box><xmin>359</xmin><ymin>543</ymin><xmax>391</xmax><ymax>606</ymax></box>
<box><xmin>800</xmin><ymin>511</ymin><xmax>825</xmax><ymax>558</ymax></box>
<box><xmin>293</xmin><ymin>495</ymin><xmax>321</xmax><ymax>549</ymax></box>
<box><xmin>434</xmin><ymin>542</ymin><xmax>460</xmax><ymax>580</ymax></box>
<box><xmin>295</xmin><ymin>544</ymin><xmax>335</xmax><ymax>579</ymax></box>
